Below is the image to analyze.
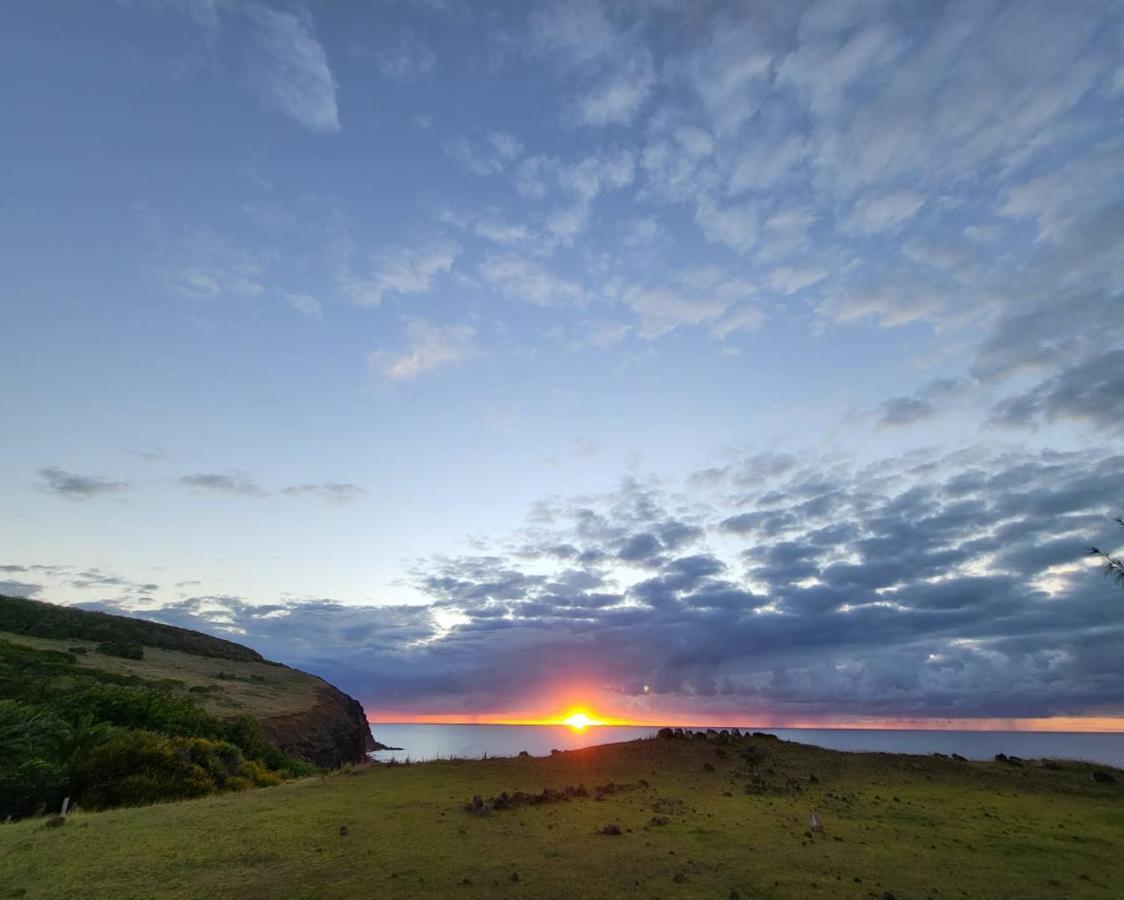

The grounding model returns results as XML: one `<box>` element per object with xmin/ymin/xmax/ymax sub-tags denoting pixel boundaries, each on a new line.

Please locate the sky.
<box><xmin>1</xmin><ymin>0</ymin><xmax>1123</xmax><ymax>730</ymax></box>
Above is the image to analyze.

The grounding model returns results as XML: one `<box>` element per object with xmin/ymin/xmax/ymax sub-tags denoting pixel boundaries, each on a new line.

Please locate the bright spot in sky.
<box><xmin>562</xmin><ymin>712</ymin><xmax>597</xmax><ymax>730</ymax></box>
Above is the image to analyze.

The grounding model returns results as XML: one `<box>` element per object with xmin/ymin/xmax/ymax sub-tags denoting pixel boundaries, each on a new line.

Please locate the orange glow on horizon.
<box><xmin>366</xmin><ymin>710</ymin><xmax>1124</xmax><ymax>734</ymax></box>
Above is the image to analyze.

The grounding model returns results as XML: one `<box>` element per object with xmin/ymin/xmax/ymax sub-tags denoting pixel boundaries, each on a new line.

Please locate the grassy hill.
<box><xmin>2</xmin><ymin>731</ymin><xmax>1122</xmax><ymax>899</ymax></box>
<box><xmin>0</xmin><ymin>596</ymin><xmax>374</xmax><ymax>821</ymax></box>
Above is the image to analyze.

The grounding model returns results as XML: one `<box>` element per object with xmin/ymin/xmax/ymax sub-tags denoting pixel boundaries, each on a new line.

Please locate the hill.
<box><xmin>0</xmin><ymin>595</ymin><xmax>376</xmax><ymax>819</ymax></box>
<box><xmin>1</xmin><ymin>730</ymin><xmax>1121</xmax><ymax>899</ymax></box>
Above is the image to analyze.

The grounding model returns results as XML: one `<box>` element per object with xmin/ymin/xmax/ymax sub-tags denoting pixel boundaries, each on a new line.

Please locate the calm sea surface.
<box><xmin>369</xmin><ymin>724</ymin><xmax>1124</xmax><ymax>768</ymax></box>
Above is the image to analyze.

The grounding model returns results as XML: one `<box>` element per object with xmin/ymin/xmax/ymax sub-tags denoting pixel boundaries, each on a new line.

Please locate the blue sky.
<box><xmin>2</xmin><ymin>0</ymin><xmax>1123</xmax><ymax>725</ymax></box>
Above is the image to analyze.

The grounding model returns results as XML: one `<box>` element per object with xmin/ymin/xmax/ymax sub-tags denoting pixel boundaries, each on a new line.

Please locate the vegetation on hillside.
<box><xmin>0</xmin><ymin>598</ymin><xmax>317</xmax><ymax>820</ymax></box>
<box><xmin>0</xmin><ymin>595</ymin><xmax>264</xmax><ymax>662</ymax></box>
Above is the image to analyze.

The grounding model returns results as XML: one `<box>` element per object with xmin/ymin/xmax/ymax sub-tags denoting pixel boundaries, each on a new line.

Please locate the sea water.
<box><xmin>368</xmin><ymin>723</ymin><xmax>1124</xmax><ymax>768</ymax></box>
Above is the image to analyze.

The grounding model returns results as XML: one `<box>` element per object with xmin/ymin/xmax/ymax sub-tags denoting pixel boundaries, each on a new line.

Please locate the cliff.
<box><xmin>0</xmin><ymin>594</ymin><xmax>376</xmax><ymax>768</ymax></box>
<box><xmin>259</xmin><ymin>682</ymin><xmax>375</xmax><ymax>768</ymax></box>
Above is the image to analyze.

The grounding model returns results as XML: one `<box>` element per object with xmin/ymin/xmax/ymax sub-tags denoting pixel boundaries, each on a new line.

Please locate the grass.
<box><xmin>2</xmin><ymin>733</ymin><xmax>1122</xmax><ymax>899</ymax></box>
<box><xmin>0</xmin><ymin>630</ymin><xmax>319</xmax><ymax>719</ymax></box>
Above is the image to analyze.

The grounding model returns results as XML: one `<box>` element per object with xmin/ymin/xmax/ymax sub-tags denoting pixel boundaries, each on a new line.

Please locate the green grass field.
<box><xmin>2</xmin><ymin>733</ymin><xmax>1121</xmax><ymax>899</ymax></box>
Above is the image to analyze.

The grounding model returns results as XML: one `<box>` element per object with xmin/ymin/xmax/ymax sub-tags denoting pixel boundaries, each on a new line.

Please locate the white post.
<box><xmin>61</xmin><ymin>796</ymin><xmax>69</xmax><ymax>816</ymax></box>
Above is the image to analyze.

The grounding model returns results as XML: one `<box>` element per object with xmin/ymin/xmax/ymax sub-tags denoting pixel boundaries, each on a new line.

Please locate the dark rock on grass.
<box><xmin>600</xmin><ymin>824</ymin><xmax>622</xmax><ymax>835</ymax></box>
<box><xmin>510</xmin><ymin>871</ymin><xmax>520</xmax><ymax>883</ymax></box>
<box><xmin>44</xmin><ymin>816</ymin><xmax>65</xmax><ymax>828</ymax></box>
<box><xmin>517</xmin><ymin>750</ymin><xmax>530</xmax><ymax>758</ymax></box>
<box><xmin>339</xmin><ymin>826</ymin><xmax>348</xmax><ymax>836</ymax></box>
<box><xmin>951</xmin><ymin>753</ymin><xmax>967</xmax><ymax>761</ymax></box>
<box><xmin>673</xmin><ymin>872</ymin><xmax>687</xmax><ymax>883</ymax></box>
<box><xmin>703</xmin><ymin>762</ymin><xmax>715</xmax><ymax>773</ymax></box>
<box><xmin>649</xmin><ymin>816</ymin><xmax>670</xmax><ymax>826</ymax></box>
<box><xmin>1091</xmin><ymin>769</ymin><xmax>1117</xmax><ymax>785</ymax></box>
<box><xmin>657</xmin><ymin>727</ymin><xmax>675</xmax><ymax>739</ymax></box>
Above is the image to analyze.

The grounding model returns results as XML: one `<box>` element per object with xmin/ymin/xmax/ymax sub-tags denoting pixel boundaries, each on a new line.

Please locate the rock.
<box><xmin>517</xmin><ymin>750</ymin><xmax>530</xmax><ymax>758</ymax></box>
<box><xmin>510</xmin><ymin>871</ymin><xmax>520</xmax><ymax>883</ymax></box>
<box><xmin>649</xmin><ymin>816</ymin><xmax>670</xmax><ymax>826</ymax></box>
<box><xmin>657</xmin><ymin>727</ymin><xmax>675</xmax><ymax>739</ymax></box>
<box><xmin>1091</xmin><ymin>769</ymin><xmax>1117</xmax><ymax>785</ymax></box>
<box><xmin>260</xmin><ymin>684</ymin><xmax>376</xmax><ymax>768</ymax></box>
<box><xmin>600</xmin><ymin>824</ymin><xmax>622</xmax><ymax>835</ymax></box>
<box><xmin>339</xmin><ymin>826</ymin><xmax>348</xmax><ymax>836</ymax></box>
<box><xmin>703</xmin><ymin>762</ymin><xmax>715</xmax><ymax>772</ymax></box>
<box><xmin>951</xmin><ymin>753</ymin><xmax>967</xmax><ymax>761</ymax></box>
<box><xmin>45</xmin><ymin>816</ymin><xmax>65</xmax><ymax>828</ymax></box>
<box><xmin>673</xmin><ymin>872</ymin><xmax>687</xmax><ymax>883</ymax></box>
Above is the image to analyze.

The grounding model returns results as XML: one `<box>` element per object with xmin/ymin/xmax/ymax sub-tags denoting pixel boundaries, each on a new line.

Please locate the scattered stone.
<box><xmin>517</xmin><ymin>750</ymin><xmax>530</xmax><ymax>758</ymax></box>
<box><xmin>45</xmin><ymin>816</ymin><xmax>65</xmax><ymax>828</ymax></box>
<box><xmin>951</xmin><ymin>753</ymin><xmax>967</xmax><ymax>761</ymax></box>
<box><xmin>1091</xmin><ymin>770</ymin><xmax>1116</xmax><ymax>785</ymax></box>
<box><xmin>673</xmin><ymin>873</ymin><xmax>687</xmax><ymax>883</ymax></box>
<box><xmin>657</xmin><ymin>727</ymin><xmax>675</xmax><ymax>739</ymax></box>
<box><xmin>703</xmin><ymin>762</ymin><xmax>715</xmax><ymax>773</ymax></box>
<box><xmin>460</xmin><ymin>878</ymin><xmax>472</xmax><ymax>886</ymax></box>
<box><xmin>510</xmin><ymin>871</ymin><xmax>520</xmax><ymax>883</ymax></box>
<box><xmin>601</xmin><ymin>824</ymin><xmax>622</xmax><ymax>836</ymax></box>
<box><xmin>649</xmin><ymin>816</ymin><xmax>670</xmax><ymax>826</ymax></box>
<box><xmin>339</xmin><ymin>826</ymin><xmax>348</xmax><ymax>836</ymax></box>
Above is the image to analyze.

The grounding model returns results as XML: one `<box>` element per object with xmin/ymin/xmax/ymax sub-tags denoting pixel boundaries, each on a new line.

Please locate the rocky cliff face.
<box><xmin>258</xmin><ymin>682</ymin><xmax>375</xmax><ymax>768</ymax></box>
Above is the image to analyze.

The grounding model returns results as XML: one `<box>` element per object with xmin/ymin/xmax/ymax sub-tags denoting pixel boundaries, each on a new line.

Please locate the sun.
<box><xmin>561</xmin><ymin>711</ymin><xmax>598</xmax><ymax>730</ymax></box>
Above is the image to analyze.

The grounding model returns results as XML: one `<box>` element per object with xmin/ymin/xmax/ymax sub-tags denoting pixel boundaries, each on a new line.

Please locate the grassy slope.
<box><xmin>0</xmin><ymin>630</ymin><xmax>318</xmax><ymax>720</ymax></box>
<box><xmin>2</xmin><ymin>734</ymin><xmax>1121</xmax><ymax>900</ymax></box>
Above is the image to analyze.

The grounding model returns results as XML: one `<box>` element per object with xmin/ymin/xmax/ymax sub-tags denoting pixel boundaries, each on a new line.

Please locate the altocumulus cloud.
<box><xmin>67</xmin><ymin>445</ymin><xmax>1124</xmax><ymax>725</ymax></box>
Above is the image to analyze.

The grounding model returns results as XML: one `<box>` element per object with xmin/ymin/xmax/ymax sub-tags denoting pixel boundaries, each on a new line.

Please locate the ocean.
<box><xmin>369</xmin><ymin>723</ymin><xmax>1124</xmax><ymax>768</ymax></box>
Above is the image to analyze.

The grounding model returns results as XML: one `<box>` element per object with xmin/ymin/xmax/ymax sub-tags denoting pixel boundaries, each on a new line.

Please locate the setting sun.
<box><xmin>561</xmin><ymin>712</ymin><xmax>598</xmax><ymax>730</ymax></box>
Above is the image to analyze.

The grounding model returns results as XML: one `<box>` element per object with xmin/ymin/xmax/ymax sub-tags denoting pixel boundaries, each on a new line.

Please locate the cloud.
<box><xmin>287</xmin><ymin>293</ymin><xmax>322</xmax><ymax>320</ymax></box>
<box><xmin>343</xmin><ymin>240</ymin><xmax>458</xmax><ymax>307</ymax></box>
<box><xmin>72</xmin><ymin>446</ymin><xmax>1124</xmax><ymax>722</ymax></box>
<box><xmin>372</xmin><ymin>31</ymin><xmax>436</xmax><ymax>81</ymax></box>
<box><xmin>694</xmin><ymin>197</ymin><xmax>758</xmax><ymax>254</ymax></box>
<box><xmin>178</xmin><ymin>471</ymin><xmax>268</xmax><ymax>497</ymax></box>
<box><xmin>841</xmin><ymin>189</ymin><xmax>925</xmax><ymax>234</ymax></box>
<box><xmin>480</xmin><ymin>255</ymin><xmax>586</xmax><ymax>307</ymax></box>
<box><xmin>38</xmin><ymin>467</ymin><xmax>129</xmax><ymax>500</ymax></box>
<box><xmin>281</xmin><ymin>482</ymin><xmax>366</xmax><ymax>502</ymax></box>
<box><xmin>990</xmin><ymin>349</ymin><xmax>1124</xmax><ymax>433</ymax></box>
<box><xmin>576</xmin><ymin>49</ymin><xmax>654</xmax><ymax>126</ymax></box>
<box><xmin>168</xmin><ymin>231</ymin><xmax>266</xmax><ymax>300</ymax></box>
<box><xmin>0</xmin><ymin>580</ymin><xmax>42</xmax><ymax>598</ymax></box>
<box><xmin>445</xmin><ymin>132</ymin><xmax>522</xmax><ymax>176</ymax></box>
<box><xmin>245</xmin><ymin>4</ymin><xmax>339</xmax><ymax>132</ymax></box>
<box><xmin>371</xmin><ymin>317</ymin><xmax>479</xmax><ymax>381</ymax></box>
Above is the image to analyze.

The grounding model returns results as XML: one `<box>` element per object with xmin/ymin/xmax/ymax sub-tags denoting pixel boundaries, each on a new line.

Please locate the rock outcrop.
<box><xmin>259</xmin><ymin>682</ymin><xmax>376</xmax><ymax>768</ymax></box>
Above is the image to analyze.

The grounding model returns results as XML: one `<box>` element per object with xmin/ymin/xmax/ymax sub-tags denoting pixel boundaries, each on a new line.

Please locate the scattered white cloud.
<box><xmin>841</xmin><ymin>189</ymin><xmax>925</xmax><ymax>234</ymax></box>
<box><xmin>576</xmin><ymin>50</ymin><xmax>654</xmax><ymax>126</ymax></box>
<box><xmin>287</xmin><ymin>293</ymin><xmax>322</xmax><ymax>320</ymax></box>
<box><xmin>344</xmin><ymin>240</ymin><xmax>458</xmax><ymax>307</ymax></box>
<box><xmin>373</xmin><ymin>31</ymin><xmax>436</xmax><ymax>81</ymax></box>
<box><xmin>446</xmin><ymin>132</ymin><xmax>522</xmax><ymax>175</ymax></box>
<box><xmin>480</xmin><ymin>256</ymin><xmax>586</xmax><ymax>306</ymax></box>
<box><xmin>695</xmin><ymin>196</ymin><xmax>758</xmax><ymax>254</ymax></box>
<box><xmin>371</xmin><ymin>318</ymin><xmax>479</xmax><ymax>381</ymax></box>
<box><xmin>769</xmin><ymin>267</ymin><xmax>827</xmax><ymax>295</ymax></box>
<box><xmin>245</xmin><ymin>4</ymin><xmax>339</xmax><ymax>132</ymax></box>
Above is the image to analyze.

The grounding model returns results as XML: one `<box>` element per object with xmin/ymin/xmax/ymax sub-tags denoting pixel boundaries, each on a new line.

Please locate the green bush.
<box><xmin>53</xmin><ymin>684</ymin><xmax>222</xmax><ymax>739</ymax></box>
<box><xmin>97</xmin><ymin>640</ymin><xmax>144</xmax><ymax>660</ymax></box>
<box><xmin>70</xmin><ymin>730</ymin><xmax>282</xmax><ymax>809</ymax></box>
<box><xmin>0</xmin><ymin>757</ymin><xmax>68</xmax><ymax>820</ymax></box>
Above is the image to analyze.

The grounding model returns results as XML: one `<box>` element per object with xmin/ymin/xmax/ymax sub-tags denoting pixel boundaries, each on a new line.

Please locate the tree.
<box><xmin>1089</xmin><ymin>517</ymin><xmax>1124</xmax><ymax>589</ymax></box>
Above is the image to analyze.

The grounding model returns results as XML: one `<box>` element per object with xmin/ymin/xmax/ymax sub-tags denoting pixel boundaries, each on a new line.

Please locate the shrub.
<box><xmin>53</xmin><ymin>684</ymin><xmax>222</xmax><ymax>739</ymax></box>
<box><xmin>0</xmin><ymin>757</ymin><xmax>68</xmax><ymax>820</ymax></box>
<box><xmin>97</xmin><ymin>640</ymin><xmax>144</xmax><ymax>661</ymax></box>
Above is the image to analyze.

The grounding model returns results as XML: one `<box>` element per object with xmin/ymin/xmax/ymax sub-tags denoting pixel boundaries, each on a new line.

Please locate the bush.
<box><xmin>53</xmin><ymin>684</ymin><xmax>221</xmax><ymax>739</ymax></box>
<box><xmin>0</xmin><ymin>757</ymin><xmax>68</xmax><ymax>820</ymax></box>
<box><xmin>97</xmin><ymin>640</ymin><xmax>144</xmax><ymax>661</ymax></box>
<box><xmin>70</xmin><ymin>730</ymin><xmax>281</xmax><ymax>809</ymax></box>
